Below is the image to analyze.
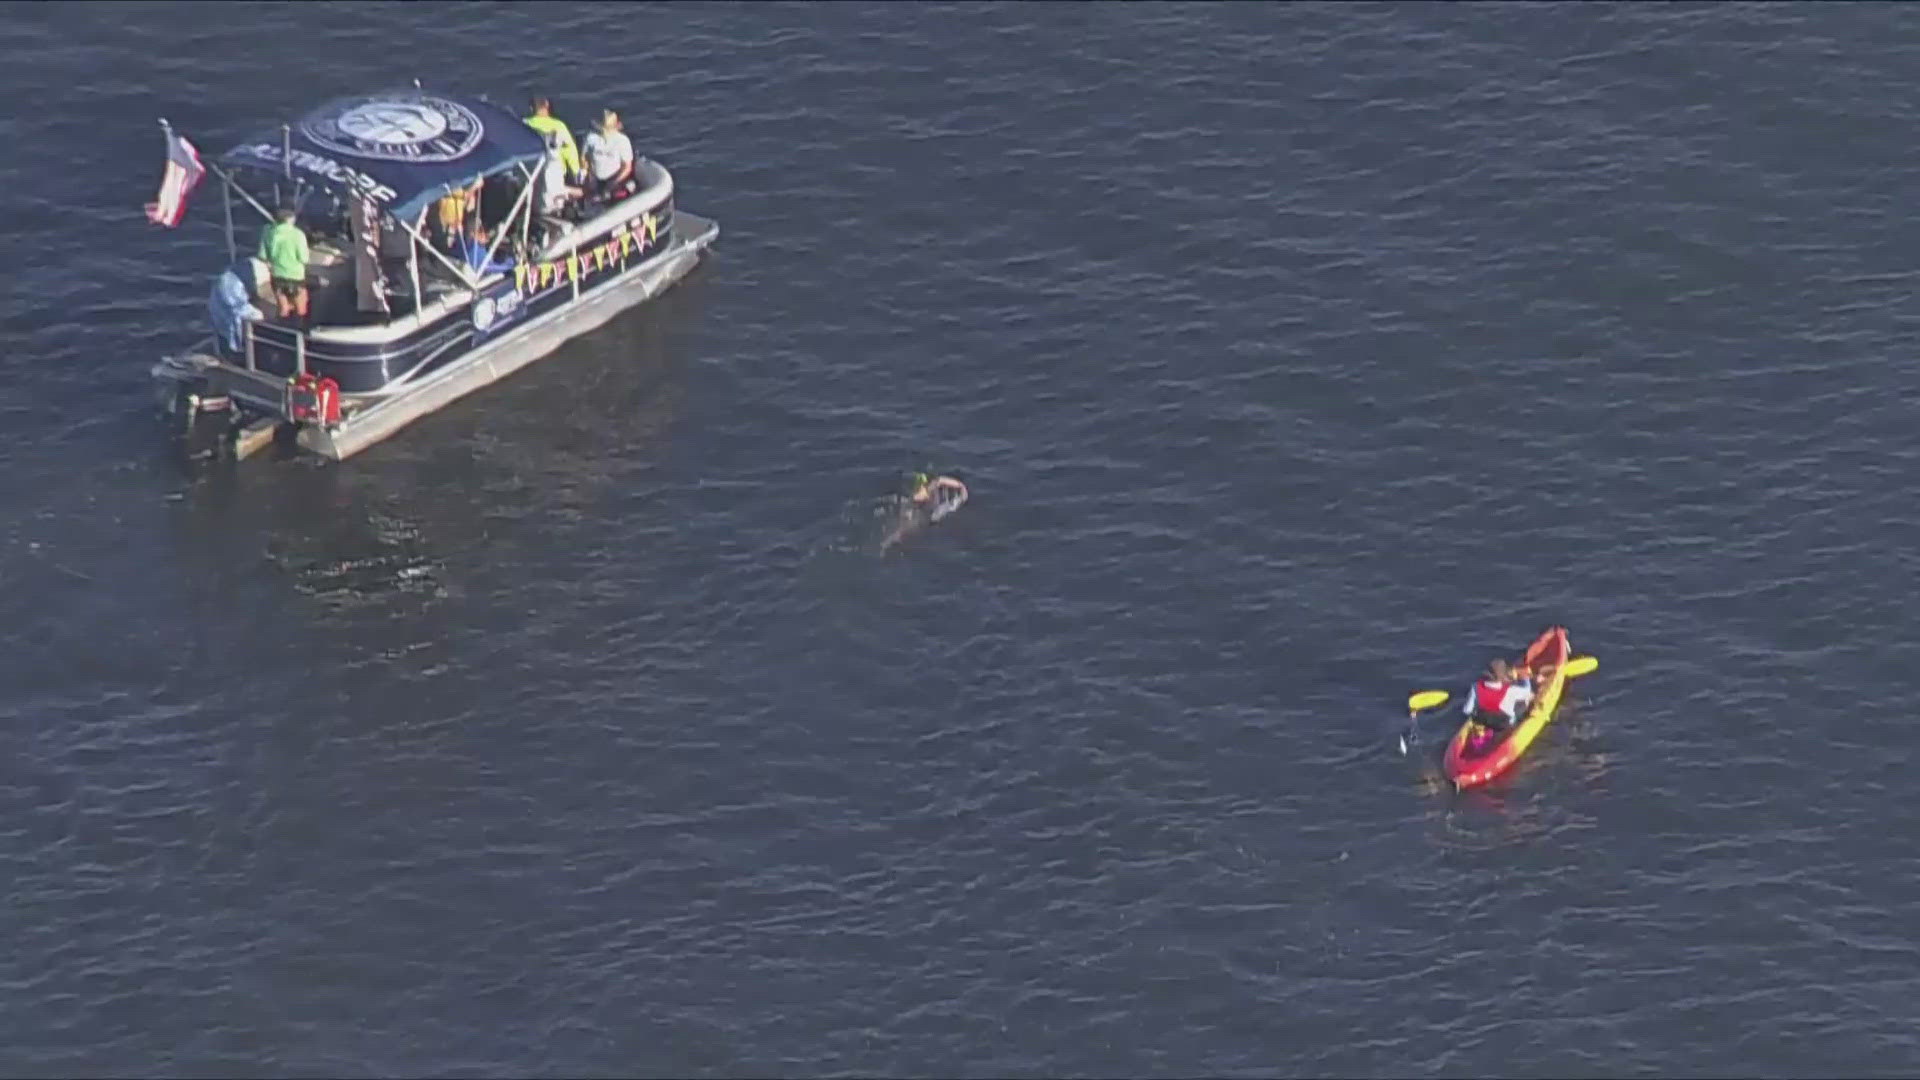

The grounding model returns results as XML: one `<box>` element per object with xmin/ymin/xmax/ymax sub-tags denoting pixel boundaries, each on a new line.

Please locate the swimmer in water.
<box><xmin>879</xmin><ymin>471</ymin><xmax>969</xmax><ymax>552</ymax></box>
<box><xmin>906</xmin><ymin>471</ymin><xmax>967</xmax><ymax>508</ymax></box>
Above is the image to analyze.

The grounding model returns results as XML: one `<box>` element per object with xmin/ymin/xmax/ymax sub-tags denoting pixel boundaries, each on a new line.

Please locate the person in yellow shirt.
<box><xmin>524</xmin><ymin>96</ymin><xmax>581</xmax><ymax>179</ymax></box>
<box><xmin>434</xmin><ymin>179</ymin><xmax>481</xmax><ymax>253</ymax></box>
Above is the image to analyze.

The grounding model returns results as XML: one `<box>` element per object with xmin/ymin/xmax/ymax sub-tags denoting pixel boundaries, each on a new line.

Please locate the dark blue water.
<box><xmin>2</xmin><ymin>2</ymin><xmax>1917</xmax><ymax>1076</ymax></box>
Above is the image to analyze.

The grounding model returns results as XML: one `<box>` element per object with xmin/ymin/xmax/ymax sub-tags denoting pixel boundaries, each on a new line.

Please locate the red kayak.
<box><xmin>1443</xmin><ymin>626</ymin><xmax>1571</xmax><ymax>789</ymax></box>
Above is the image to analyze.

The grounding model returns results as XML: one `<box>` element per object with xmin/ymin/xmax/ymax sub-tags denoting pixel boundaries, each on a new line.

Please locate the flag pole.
<box><xmin>222</xmin><ymin>164</ymin><xmax>236</xmax><ymax>260</ymax></box>
<box><xmin>151</xmin><ymin>118</ymin><xmax>173</xmax><ymax>227</ymax></box>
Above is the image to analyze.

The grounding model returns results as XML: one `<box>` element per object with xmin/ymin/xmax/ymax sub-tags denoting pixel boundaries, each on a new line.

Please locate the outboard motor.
<box><xmin>169</xmin><ymin>380</ymin><xmax>240</xmax><ymax>462</ymax></box>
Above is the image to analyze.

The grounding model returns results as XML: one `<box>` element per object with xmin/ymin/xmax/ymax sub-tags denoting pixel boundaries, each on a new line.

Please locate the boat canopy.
<box><xmin>219</xmin><ymin>91</ymin><xmax>548</xmax><ymax>224</ymax></box>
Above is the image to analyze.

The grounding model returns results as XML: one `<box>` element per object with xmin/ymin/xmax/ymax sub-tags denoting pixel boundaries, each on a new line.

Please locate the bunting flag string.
<box><xmin>511</xmin><ymin>211</ymin><xmax>660</xmax><ymax>297</ymax></box>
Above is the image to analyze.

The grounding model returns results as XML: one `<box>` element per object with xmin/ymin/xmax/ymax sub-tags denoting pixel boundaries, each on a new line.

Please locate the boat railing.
<box><xmin>242</xmin><ymin>320</ymin><xmax>308</xmax><ymax>377</ymax></box>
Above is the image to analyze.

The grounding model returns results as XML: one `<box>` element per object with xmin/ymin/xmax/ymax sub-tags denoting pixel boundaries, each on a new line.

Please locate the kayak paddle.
<box><xmin>1560</xmin><ymin>655</ymin><xmax>1598</xmax><ymax>678</ymax></box>
<box><xmin>1399</xmin><ymin>691</ymin><xmax>1450</xmax><ymax>755</ymax></box>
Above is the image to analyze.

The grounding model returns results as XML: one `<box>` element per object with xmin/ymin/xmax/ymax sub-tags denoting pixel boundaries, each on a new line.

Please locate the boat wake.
<box><xmin>270</xmin><ymin>511</ymin><xmax>448</xmax><ymax>610</ymax></box>
<box><xmin>875</xmin><ymin>494</ymin><xmax>929</xmax><ymax>554</ymax></box>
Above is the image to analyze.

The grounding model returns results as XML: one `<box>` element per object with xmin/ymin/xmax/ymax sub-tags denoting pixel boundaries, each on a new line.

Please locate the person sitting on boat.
<box><xmin>207</xmin><ymin>258</ymin><xmax>265</xmax><ymax>356</ymax></box>
<box><xmin>523</xmin><ymin>96</ymin><xmax>582</xmax><ymax>180</ymax></box>
<box><xmin>581</xmin><ymin>109</ymin><xmax>636</xmax><ymax>205</ymax></box>
<box><xmin>460</xmin><ymin>223</ymin><xmax>517</xmax><ymax>278</ymax></box>
<box><xmin>435</xmin><ymin>179</ymin><xmax>481</xmax><ymax>254</ymax></box>
<box><xmin>258</xmin><ymin>206</ymin><xmax>310</xmax><ymax>324</ymax></box>
<box><xmin>1463</xmin><ymin>658</ymin><xmax>1533</xmax><ymax>732</ymax></box>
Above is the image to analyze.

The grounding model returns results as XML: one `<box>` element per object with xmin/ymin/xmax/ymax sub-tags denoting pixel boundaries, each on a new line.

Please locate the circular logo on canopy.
<box><xmin>472</xmin><ymin>296</ymin><xmax>497</xmax><ymax>332</ymax></box>
<box><xmin>302</xmin><ymin>95</ymin><xmax>484</xmax><ymax>163</ymax></box>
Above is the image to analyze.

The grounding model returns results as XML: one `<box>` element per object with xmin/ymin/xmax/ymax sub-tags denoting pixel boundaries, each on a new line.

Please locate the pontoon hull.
<box><xmin>302</xmin><ymin>212</ymin><xmax>714</xmax><ymax>460</ymax></box>
<box><xmin>155</xmin><ymin>210</ymin><xmax>717</xmax><ymax>462</ymax></box>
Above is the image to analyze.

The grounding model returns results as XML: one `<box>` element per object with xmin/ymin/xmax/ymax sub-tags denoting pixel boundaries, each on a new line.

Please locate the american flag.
<box><xmin>145</xmin><ymin>128</ymin><xmax>205</xmax><ymax>228</ymax></box>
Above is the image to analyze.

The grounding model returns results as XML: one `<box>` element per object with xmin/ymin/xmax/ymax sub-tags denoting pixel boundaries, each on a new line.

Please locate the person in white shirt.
<box><xmin>580</xmin><ymin>109</ymin><xmax>635</xmax><ymax>204</ymax></box>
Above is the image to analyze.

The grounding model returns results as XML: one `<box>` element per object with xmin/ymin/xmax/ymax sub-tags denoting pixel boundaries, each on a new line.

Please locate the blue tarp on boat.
<box><xmin>220</xmin><ymin>91</ymin><xmax>548</xmax><ymax>223</ymax></box>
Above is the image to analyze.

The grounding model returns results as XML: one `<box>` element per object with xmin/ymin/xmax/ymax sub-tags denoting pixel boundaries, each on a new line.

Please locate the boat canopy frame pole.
<box><xmin>480</xmin><ymin>157</ymin><xmax>540</xmax><ymax>273</ymax></box>
<box><xmin>408</xmin><ymin>209</ymin><xmax>423</xmax><ymax>317</ymax></box>
<box><xmin>384</xmin><ymin>202</ymin><xmax>481</xmax><ymax>291</ymax></box>
<box><xmin>221</xmin><ymin>174</ymin><xmax>235</xmax><ymax>261</ymax></box>
<box><xmin>517</xmin><ymin>160</ymin><xmax>535</xmax><ymax>254</ymax></box>
<box><xmin>206</xmin><ymin>160</ymin><xmax>276</xmax><ymax>225</ymax></box>
<box><xmin>184</xmin><ymin>122</ymin><xmax>547</xmax><ymax>305</ymax></box>
<box><xmin>226</xmin><ymin>163</ymin><xmax>485</xmax><ymax>292</ymax></box>
<box><xmin>387</xmin><ymin>162</ymin><xmax>543</xmax><ymax>294</ymax></box>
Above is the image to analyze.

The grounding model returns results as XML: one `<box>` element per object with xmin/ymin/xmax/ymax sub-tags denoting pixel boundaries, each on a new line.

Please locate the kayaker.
<box><xmin>1463</xmin><ymin>658</ymin><xmax>1533</xmax><ymax>732</ymax></box>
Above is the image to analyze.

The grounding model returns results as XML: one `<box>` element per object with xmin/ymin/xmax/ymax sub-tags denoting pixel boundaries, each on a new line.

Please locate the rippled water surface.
<box><xmin>2</xmin><ymin>2</ymin><xmax>1918</xmax><ymax>1077</ymax></box>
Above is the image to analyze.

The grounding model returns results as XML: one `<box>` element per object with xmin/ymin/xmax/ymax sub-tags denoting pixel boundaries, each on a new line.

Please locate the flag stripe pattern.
<box><xmin>145</xmin><ymin>130</ymin><xmax>205</xmax><ymax>228</ymax></box>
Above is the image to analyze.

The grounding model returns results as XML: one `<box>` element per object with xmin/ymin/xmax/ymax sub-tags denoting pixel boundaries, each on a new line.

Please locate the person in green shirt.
<box><xmin>258</xmin><ymin>206</ymin><xmax>310</xmax><ymax>321</ymax></box>
<box><xmin>524</xmin><ymin>96</ymin><xmax>581</xmax><ymax>179</ymax></box>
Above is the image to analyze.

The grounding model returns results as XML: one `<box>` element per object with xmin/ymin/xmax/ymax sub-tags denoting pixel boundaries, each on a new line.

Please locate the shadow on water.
<box><xmin>873</xmin><ymin>493</ymin><xmax>930</xmax><ymax>555</ymax></box>
<box><xmin>791</xmin><ymin>492</ymin><xmax>927</xmax><ymax>615</ymax></box>
<box><xmin>156</xmin><ymin>276</ymin><xmax>713</xmax><ymax>624</ymax></box>
<box><xmin>1415</xmin><ymin>698</ymin><xmax>1614</xmax><ymax>849</ymax></box>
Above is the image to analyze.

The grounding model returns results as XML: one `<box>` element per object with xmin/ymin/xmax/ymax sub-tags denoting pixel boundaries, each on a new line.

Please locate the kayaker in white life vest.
<box><xmin>1463</xmin><ymin>657</ymin><xmax>1533</xmax><ymax>732</ymax></box>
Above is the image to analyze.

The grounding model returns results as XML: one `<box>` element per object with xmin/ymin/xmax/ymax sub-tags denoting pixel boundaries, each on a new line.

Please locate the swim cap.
<box><xmin>911</xmin><ymin>472</ymin><xmax>929</xmax><ymax>487</ymax></box>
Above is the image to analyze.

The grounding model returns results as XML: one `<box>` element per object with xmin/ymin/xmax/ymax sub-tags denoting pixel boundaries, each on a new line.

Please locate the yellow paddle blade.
<box><xmin>1407</xmin><ymin>690</ymin><xmax>1449</xmax><ymax>713</ymax></box>
<box><xmin>1563</xmin><ymin>655</ymin><xmax>1598</xmax><ymax>678</ymax></box>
